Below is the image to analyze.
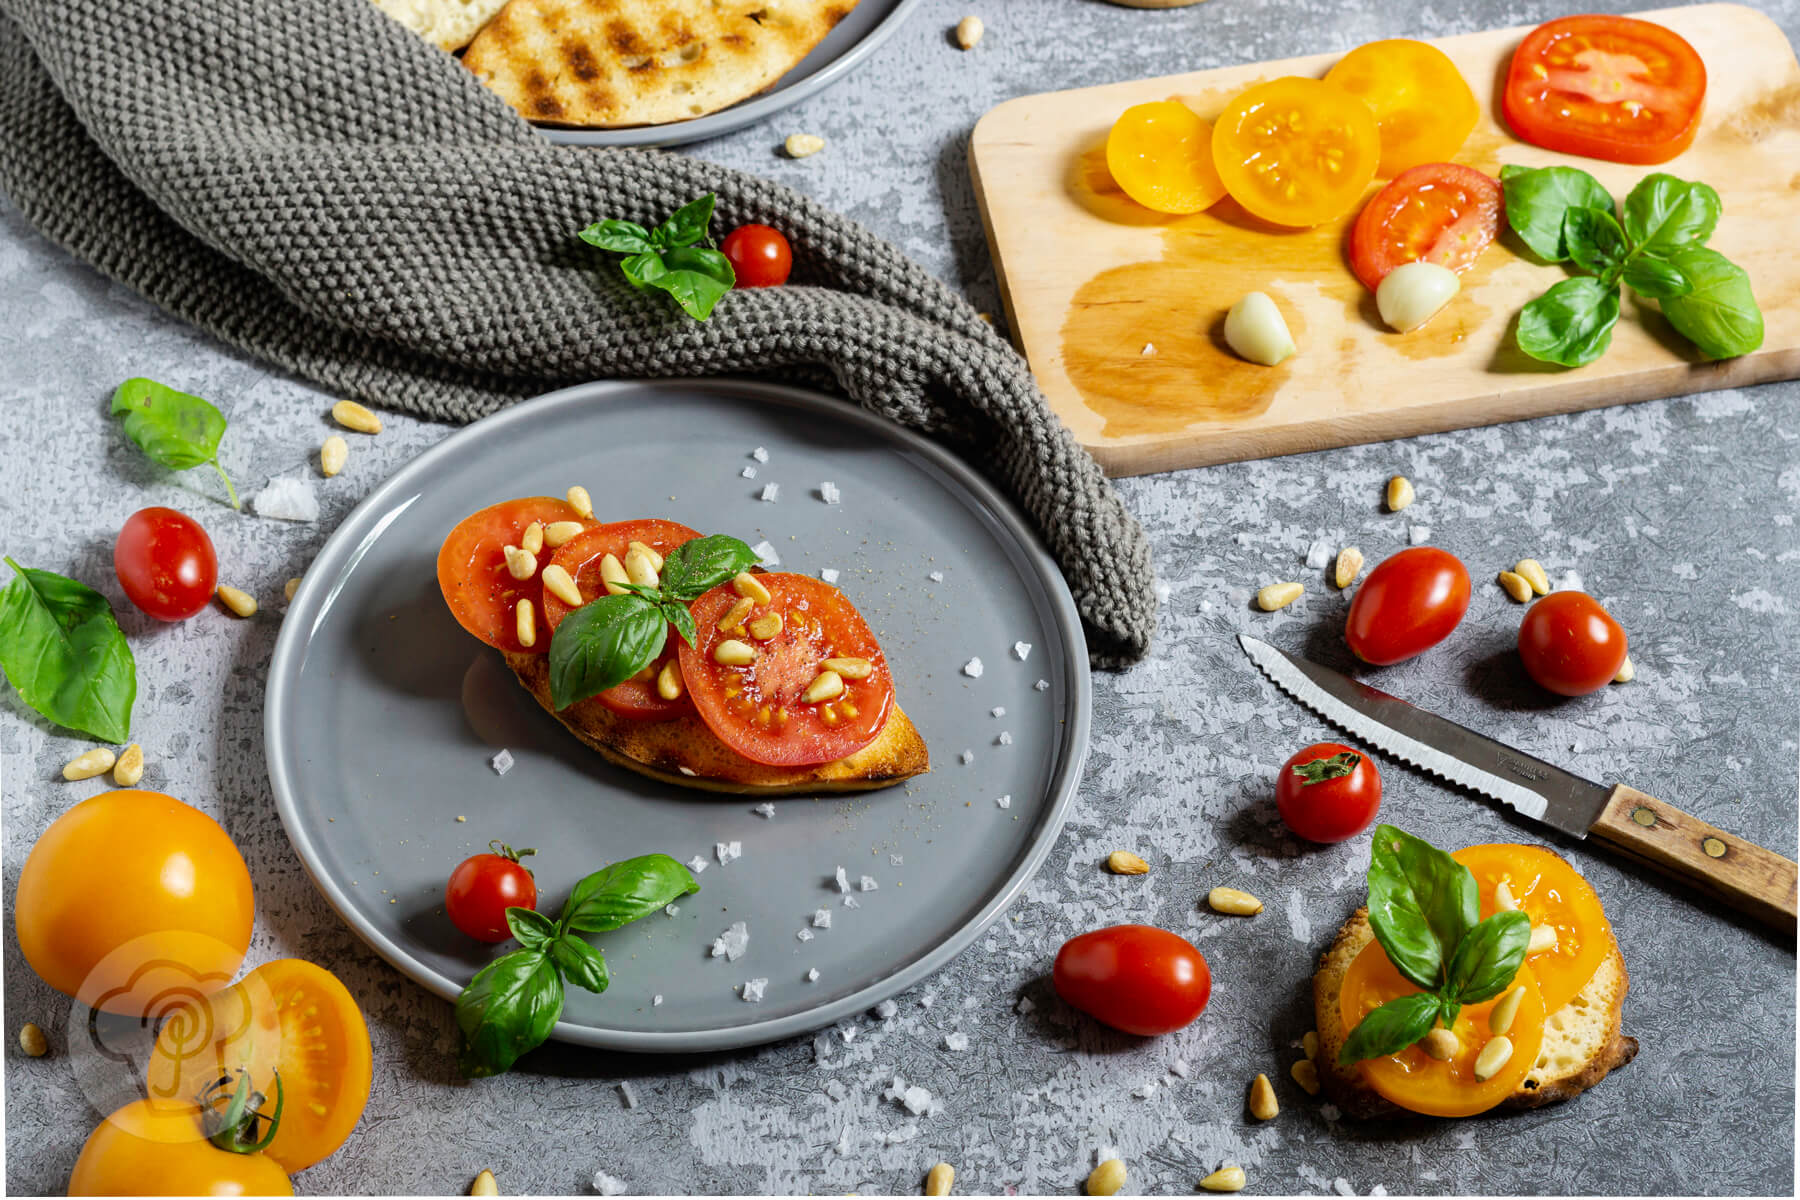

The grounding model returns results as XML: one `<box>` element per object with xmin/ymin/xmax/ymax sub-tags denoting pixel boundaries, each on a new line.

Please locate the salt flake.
<box><xmin>859</xmin><ymin>875</ymin><xmax>878</xmax><ymax>892</ymax></box>
<box><xmin>1408</xmin><ymin>524</ymin><xmax>1431</xmax><ymax>545</ymax></box>
<box><xmin>1305</xmin><ymin>539</ymin><xmax>1333</xmax><ymax>569</ymax></box>
<box><xmin>834</xmin><ymin>866</ymin><xmax>852</xmax><ymax>892</ymax></box>
<box><xmin>618</xmin><ymin>1081</ymin><xmax>638</xmax><ymax>1109</ymax></box>
<box><xmin>664</xmin><ymin>904</ymin><xmax>680</xmax><ymax>917</ymax></box>
<box><xmin>797</xmin><ymin>929</ymin><xmax>814</xmax><ymax>942</ymax></box>
<box><xmin>753</xmin><ymin>802</ymin><xmax>776</xmax><ymax>818</ymax></box>
<box><xmin>819</xmin><ymin>567</ymin><xmax>840</xmax><ymax>583</ymax></box>
<box><xmin>889</xmin><ymin>854</ymin><xmax>904</xmax><ymax>867</ymax></box>
<box><xmin>489</xmin><ymin>749</ymin><xmax>514</xmax><ymax>776</ymax></box>
<box><xmin>741</xmin><ymin>978</ymin><xmax>768</xmax><ymax>1002</ymax></box>
<box><xmin>996</xmin><ymin>794</ymin><xmax>1012</xmax><ymax>809</ymax></box>
<box><xmin>944</xmin><ymin>1031</ymin><xmax>969</xmax><ymax>1052</ymax></box>
<box><xmin>995</xmin><ymin>731</ymin><xmax>1012</xmax><ymax>746</ymax></box>
<box><xmin>1012</xmin><ymin>641</ymin><xmax>1032</xmax><ymax>661</ymax></box>
<box><xmin>834</xmin><ymin>1126</ymin><xmax>853</xmax><ymax>1156</ymax></box>
<box><xmin>819</xmin><ymin>481</ymin><xmax>840</xmax><ymax>505</ymax></box>
<box><xmin>1170</xmin><ymin>1059</ymin><xmax>1191</xmax><ymax>1078</ymax></box>
<box><xmin>760</xmin><ymin>482</ymin><xmax>780</xmax><ymax>503</ymax></box>
<box><xmin>962</xmin><ymin>657</ymin><xmax>984</xmax><ymax>678</ymax></box>
<box><xmin>928</xmin><ymin>570</ymin><xmax>944</xmax><ymax>583</ymax></box>
<box><xmin>875</xmin><ymin>999</ymin><xmax>898</xmax><ymax>1019</ymax></box>
<box><xmin>959</xmin><ymin>749</ymin><xmax>974</xmax><ymax>765</ymax></box>
<box><xmin>806</xmin><ymin>967</ymin><xmax>821</xmax><ymax>982</ymax></box>
<box><xmin>751</xmin><ymin>446</ymin><xmax>769</xmax><ymax>463</ymax></box>
<box><xmin>826</xmin><ymin>1081</ymin><xmax>847</xmax><ymax>1100</ymax></box>
<box><xmin>253</xmin><ymin>475</ymin><xmax>320</xmax><ymax>522</ymax></box>
<box><xmin>710</xmin><ymin>921</ymin><xmax>749</xmax><ymax>962</ymax></box>
<box><xmin>653</xmin><ymin>994</ymin><xmax>663</xmax><ymax>1006</ymax></box>
<box><xmin>842</xmin><ymin>894</ymin><xmax>860</xmax><ymax>909</ymax></box>
<box><xmin>1015</xmin><ymin>996</ymin><xmax>1035</xmax><ymax>1015</ymax></box>
<box><xmin>715</xmin><ymin>840</ymin><xmax>742</xmax><ymax>865</ymax></box>
<box><xmin>813</xmin><ymin>908</ymin><xmax>832</xmax><ymax>929</ymax></box>
<box><xmin>687</xmin><ymin>856</ymin><xmax>707</xmax><ymax>874</ymax></box>
<box><xmin>741</xmin><ymin>465</ymin><xmax>757</xmax><ymax>479</ymax></box>
<box><xmin>751</xmin><ymin>540</ymin><xmax>780</xmax><ymax>566</ymax></box>
<box><xmin>1034</xmin><ymin>679</ymin><xmax>1049</xmax><ymax>691</ymax></box>
<box><xmin>1133</xmin><ymin>1081</ymin><xmax>1158</xmax><ymax>1098</ymax></box>
<box><xmin>594</xmin><ymin>1171</ymin><xmax>628</xmax><ymax>1196</ymax></box>
<box><xmin>991</xmin><ymin>706</ymin><xmax>1006</xmax><ymax>718</ymax></box>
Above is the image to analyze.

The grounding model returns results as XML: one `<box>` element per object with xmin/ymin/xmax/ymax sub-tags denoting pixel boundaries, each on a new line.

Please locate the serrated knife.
<box><xmin>1239</xmin><ymin>635</ymin><xmax>1798</xmax><ymax>933</ymax></box>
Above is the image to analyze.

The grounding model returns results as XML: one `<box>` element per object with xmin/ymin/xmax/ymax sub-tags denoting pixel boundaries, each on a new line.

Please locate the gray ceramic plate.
<box><xmin>535</xmin><ymin>0</ymin><xmax>922</xmax><ymax>149</ymax></box>
<box><xmin>265</xmin><ymin>379</ymin><xmax>1090</xmax><ymax>1052</ymax></box>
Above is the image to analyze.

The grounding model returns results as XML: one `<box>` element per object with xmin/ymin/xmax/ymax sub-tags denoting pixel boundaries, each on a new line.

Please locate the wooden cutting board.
<box><xmin>968</xmin><ymin>4</ymin><xmax>1800</xmax><ymax>477</ymax></box>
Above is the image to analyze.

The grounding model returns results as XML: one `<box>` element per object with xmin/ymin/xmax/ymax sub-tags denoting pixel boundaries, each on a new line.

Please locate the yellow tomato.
<box><xmin>67</xmin><ymin>1101</ymin><xmax>292</xmax><ymax>1196</ymax></box>
<box><xmin>1211</xmin><ymin>76</ymin><xmax>1382</xmax><ymax>227</ymax></box>
<box><xmin>1324</xmin><ymin>38</ymin><xmax>1481</xmax><ymax>176</ymax></box>
<box><xmin>15</xmin><ymin>790</ymin><xmax>253</xmax><ymax>1015</ymax></box>
<box><xmin>147</xmin><ymin>959</ymin><xmax>373</xmax><ymax>1174</ymax></box>
<box><xmin>1105</xmin><ymin>101</ymin><xmax>1228</xmax><ymax>215</ymax></box>
<box><xmin>1453</xmin><ymin>843</ymin><xmax>1613</xmax><ymax>1013</ymax></box>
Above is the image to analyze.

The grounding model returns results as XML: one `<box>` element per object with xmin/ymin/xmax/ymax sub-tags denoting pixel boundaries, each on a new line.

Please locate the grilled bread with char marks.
<box><xmin>371</xmin><ymin>0</ymin><xmax>510</xmax><ymax>51</ymax></box>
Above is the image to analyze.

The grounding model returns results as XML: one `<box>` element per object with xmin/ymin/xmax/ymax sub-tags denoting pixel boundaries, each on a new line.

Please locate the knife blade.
<box><xmin>1238</xmin><ymin>634</ymin><xmax>1799</xmax><ymax>931</ymax></box>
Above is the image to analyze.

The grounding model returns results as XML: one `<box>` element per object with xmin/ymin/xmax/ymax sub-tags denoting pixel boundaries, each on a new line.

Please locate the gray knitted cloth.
<box><xmin>0</xmin><ymin>0</ymin><xmax>1155</xmax><ymax>666</ymax></box>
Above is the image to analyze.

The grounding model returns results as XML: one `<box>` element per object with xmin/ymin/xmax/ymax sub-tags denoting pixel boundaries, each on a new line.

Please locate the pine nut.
<box><xmin>63</xmin><ymin>748</ymin><xmax>116</xmax><ymax>781</ymax></box>
<box><xmin>1333</xmin><ymin>546</ymin><xmax>1363</xmax><ymax>589</ymax></box>
<box><xmin>541</xmin><ymin>564</ymin><xmax>582</xmax><ymax>608</ymax></box>
<box><xmin>331</xmin><ymin>400</ymin><xmax>383</xmax><ymax>434</ymax></box>
<box><xmin>628</xmin><ymin>541</ymin><xmax>664</xmax><ymax>572</ymax></box>
<box><xmin>823</xmin><ymin>656</ymin><xmax>873</xmax><ymax>679</ymax></box>
<box><xmin>1387</xmin><ymin>475</ymin><xmax>1415</xmax><ymax>512</ymax></box>
<box><xmin>113</xmin><ymin>743</ymin><xmax>145</xmax><ymax>787</ymax></box>
<box><xmin>1614</xmin><ymin>655</ymin><xmax>1635</xmax><ymax>683</ymax></box>
<box><xmin>1515</xmin><ymin>558</ymin><xmax>1551</xmax><ymax>595</ymax></box>
<box><xmin>714</xmin><ymin>639</ymin><xmax>757</xmax><ymax>667</ymax></box>
<box><xmin>599</xmin><ymin>553</ymin><xmax>630</xmax><ymax>596</ymax></box>
<box><xmin>657</xmin><ymin>659</ymin><xmax>684</xmax><ymax>701</ymax></box>
<box><xmin>1420</xmin><ymin>1028</ymin><xmax>1459</xmax><ymax>1060</ymax></box>
<box><xmin>1528</xmin><ymin>924</ymin><xmax>1558</xmax><ymax>954</ymax></box>
<box><xmin>1489</xmin><ymin>985</ymin><xmax>1525</xmax><ymax>1036</ymax></box>
<box><xmin>1257</xmin><ymin>581</ymin><xmax>1303</xmax><ymax>611</ymax></box>
<box><xmin>284</xmin><ymin>577</ymin><xmax>302</xmax><ymax>603</ymax></box>
<box><xmin>470</xmin><ymin>1169</ymin><xmax>498</xmax><ymax>1196</ymax></box>
<box><xmin>19</xmin><ymin>1023</ymin><xmax>48</xmax><ymax>1056</ymax></box>
<box><xmin>1086</xmin><ymin>1159</ymin><xmax>1127</xmax><ymax>1197</ymax></box>
<box><xmin>718</xmin><ymin>595</ymin><xmax>755</xmax><ymax>631</ymax></box>
<box><xmin>1494</xmin><ymin>879</ymin><xmax>1518</xmax><ymax>911</ymax></box>
<box><xmin>320</xmin><ymin>435</ymin><xmax>349</xmax><ymax>477</ymax></box>
<box><xmin>785</xmin><ymin>132</ymin><xmax>826</xmax><ymax>158</ymax></box>
<box><xmin>1107</xmin><ymin>850</ymin><xmax>1150</xmax><ymax>875</ymax></box>
<box><xmin>732</xmin><ymin>572</ymin><xmax>772</xmax><ymax>604</ymax></box>
<box><xmin>1201</xmin><ymin>1166</ymin><xmax>1247</xmax><ymax>1193</ymax></box>
<box><xmin>1497</xmin><ymin>570</ymin><xmax>1533</xmax><ymax>603</ymax></box>
<box><xmin>566</xmin><ymin>485</ymin><xmax>594</xmax><ymax>519</ymax></box>
<box><xmin>503</xmin><ymin>545</ymin><xmax>537</xmax><ymax>581</ymax></box>
<box><xmin>217</xmin><ymin>585</ymin><xmax>257</xmax><ymax>617</ymax></box>
<box><xmin>1472</xmin><ymin>1035</ymin><xmax>1513</xmax><ymax>1081</ymax></box>
<box><xmin>748</xmin><ymin>612</ymin><xmax>784</xmax><ymax>641</ymax></box>
<box><xmin>543</xmin><ymin>521</ymin><xmax>585</xmax><ymax>548</ymax></box>
<box><xmin>521</xmin><ymin>521</ymin><xmax>544</xmax><ymax>556</ymax></box>
<box><xmin>955</xmin><ymin>14</ymin><xmax>984</xmax><ymax>48</ymax></box>
<box><xmin>1303</xmin><ymin>1031</ymin><xmax>1319</xmax><ymax>1061</ymax></box>
<box><xmin>926</xmin><ymin>1162</ymin><xmax>955</xmax><ymax>1196</ymax></box>
<box><xmin>624</xmin><ymin>547</ymin><xmax>660</xmax><ymax>588</ymax></box>
<box><xmin>1290</xmin><ymin>1058</ymin><xmax>1320</xmax><ymax>1095</ymax></box>
<box><xmin>1208</xmin><ymin>886</ymin><xmax>1263</xmax><ymax>915</ymax></box>
<box><xmin>1248</xmin><ymin>1073</ymin><xmax>1278</xmax><ymax>1120</ymax></box>
<box><xmin>516</xmin><ymin>599</ymin><xmax>536</xmax><ymax>649</ymax></box>
<box><xmin>802</xmin><ymin>670</ymin><xmax>845</xmax><ymax>703</ymax></box>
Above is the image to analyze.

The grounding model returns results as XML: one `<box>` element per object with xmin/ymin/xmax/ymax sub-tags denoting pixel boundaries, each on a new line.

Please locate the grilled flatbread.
<box><xmin>371</xmin><ymin>0</ymin><xmax>510</xmax><ymax>52</ymax></box>
<box><xmin>462</xmin><ymin>0</ymin><xmax>859</xmax><ymax>127</ymax></box>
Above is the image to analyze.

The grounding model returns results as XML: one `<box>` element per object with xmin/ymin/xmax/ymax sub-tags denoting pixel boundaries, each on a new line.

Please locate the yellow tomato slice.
<box><xmin>1324</xmin><ymin>39</ymin><xmax>1480</xmax><ymax>177</ymax></box>
<box><xmin>1340</xmin><ymin>939</ymin><xmax>1547</xmax><ymax>1118</ymax></box>
<box><xmin>1212</xmin><ymin>77</ymin><xmax>1381</xmax><ymax>227</ymax></box>
<box><xmin>1452</xmin><ymin>843</ymin><xmax>1613</xmax><ymax>1014</ymax></box>
<box><xmin>1105</xmin><ymin>101</ymin><xmax>1228</xmax><ymax>215</ymax></box>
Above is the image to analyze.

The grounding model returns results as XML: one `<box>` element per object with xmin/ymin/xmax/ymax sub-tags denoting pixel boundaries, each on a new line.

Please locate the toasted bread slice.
<box><xmin>462</xmin><ymin>0</ymin><xmax>858</xmax><ymax>128</ymax></box>
<box><xmin>1313</xmin><ymin>907</ymin><xmax>1638</xmax><ymax>1118</ymax></box>
<box><xmin>506</xmin><ymin>652</ymin><xmax>928</xmax><ymax>794</ymax></box>
<box><xmin>371</xmin><ymin>0</ymin><xmax>510</xmax><ymax>51</ymax></box>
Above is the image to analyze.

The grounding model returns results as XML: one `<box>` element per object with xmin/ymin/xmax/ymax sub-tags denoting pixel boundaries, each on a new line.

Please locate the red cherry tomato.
<box><xmin>445</xmin><ymin>842</ymin><xmax>538</xmax><ymax>943</ymax></box>
<box><xmin>113</xmin><ymin>507</ymin><xmax>218</xmax><ymax>621</ymax></box>
<box><xmin>1052</xmin><ymin>925</ymin><xmax>1211</xmax><ymax>1036</ymax></box>
<box><xmin>1275</xmin><ymin>742</ymin><xmax>1382</xmax><ymax>843</ymax></box>
<box><xmin>1345</xmin><ymin>547</ymin><xmax>1472</xmax><ymax>666</ymax></box>
<box><xmin>1348</xmin><ymin>163</ymin><xmax>1501</xmax><ymax>293</ymax></box>
<box><xmin>1517</xmin><ymin>591</ymin><xmax>1628</xmax><ymax>697</ymax></box>
<box><xmin>721</xmin><ymin>224</ymin><xmax>792</xmax><ymax>288</ymax></box>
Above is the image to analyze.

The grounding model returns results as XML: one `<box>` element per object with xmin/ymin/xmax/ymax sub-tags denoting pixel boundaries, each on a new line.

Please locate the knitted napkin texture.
<box><xmin>0</xmin><ymin>0</ymin><xmax>1155</xmax><ymax>665</ymax></box>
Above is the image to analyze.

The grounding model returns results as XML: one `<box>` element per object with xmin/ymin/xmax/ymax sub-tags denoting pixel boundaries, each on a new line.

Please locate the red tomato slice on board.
<box><xmin>1348</xmin><ymin>163</ymin><xmax>1502</xmax><ymax>292</ymax></box>
<box><xmin>542</xmin><ymin>519</ymin><xmax>701</xmax><ymax>720</ymax></box>
<box><xmin>679</xmin><ymin>573</ymin><xmax>894</xmax><ymax>766</ymax></box>
<box><xmin>437</xmin><ymin>498</ymin><xmax>594</xmax><ymax>654</ymax></box>
<box><xmin>1502</xmin><ymin>15</ymin><xmax>1707</xmax><ymax>166</ymax></box>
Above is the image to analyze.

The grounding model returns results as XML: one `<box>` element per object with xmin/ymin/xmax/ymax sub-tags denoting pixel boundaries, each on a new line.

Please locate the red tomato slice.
<box><xmin>679</xmin><ymin>573</ymin><xmax>894</xmax><ymax>766</ymax></box>
<box><xmin>542</xmin><ymin>519</ymin><xmax>701</xmax><ymax>720</ymax></box>
<box><xmin>1502</xmin><ymin>15</ymin><xmax>1706</xmax><ymax>166</ymax></box>
<box><xmin>437</xmin><ymin>498</ymin><xmax>594</xmax><ymax>654</ymax></box>
<box><xmin>1348</xmin><ymin>163</ymin><xmax>1501</xmax><ymax>292</ymax></box>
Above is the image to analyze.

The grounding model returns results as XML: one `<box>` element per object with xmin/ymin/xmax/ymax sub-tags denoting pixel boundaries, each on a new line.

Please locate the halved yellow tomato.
<box><xmin>1105</xmin><ymin>101</ymin><xmax>1228</xmax><ymax>215</ymax></box>
<box><xmin>1453</xmin><ymin>843</ymin><xmax>1612</xmax><ymax>1013</ymax></box>
<box><xmin>1324</xmin><ymin>39</ymin><xmax>1481</xmax><ymax>177</ymax></box>
<box><xmin>1212</xmin><ymin>77</ymin><xmax>1381</xmax><ymax>227</ymax></box>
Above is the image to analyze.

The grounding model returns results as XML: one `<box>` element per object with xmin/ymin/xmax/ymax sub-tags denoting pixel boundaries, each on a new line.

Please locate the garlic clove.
<box><xmin>1376</xmin><ymin>261</ymin><xmax>1461</xmax><ymax>333</ymax></box>
<box><xmin>1224</xmin><ymin>291</ymin><xmax>1297</xmax><ymax>366</ymax></box>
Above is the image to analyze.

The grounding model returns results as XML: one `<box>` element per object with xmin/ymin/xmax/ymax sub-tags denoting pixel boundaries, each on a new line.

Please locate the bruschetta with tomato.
<box><xmin>437</xmin><ymin>495</ymin><xmax>929</xmax><ymax>794</ymax></box>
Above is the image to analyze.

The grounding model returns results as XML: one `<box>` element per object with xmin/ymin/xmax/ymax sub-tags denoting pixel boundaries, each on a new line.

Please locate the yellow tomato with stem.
<box><xmin>1105</xmin><ymin>101</ymin><xmax>1228</xmax><ymax>215</ymax></box>
<box><xmin>1211</xmin><ymin>76</ymin><xmax>1382</xmax><ymax>227</ymax></box>
<box><xmin>1325</xmin><ymin>39</ymin><xmax>1481</xmax><ymax>177</ymax></box>
<box><xmin>67</xmin><ymin>1101</ymin><xmax>292</xmax><ymax>1196</ymax></box>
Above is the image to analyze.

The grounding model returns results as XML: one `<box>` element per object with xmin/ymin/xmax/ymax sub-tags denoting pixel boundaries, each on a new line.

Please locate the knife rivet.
<box><xmin>1632</xmin><ymin>807</ymin><xmax>1658</xmax><ymax>828</ymax></box>
<box><xmin>1702</xmin><ymin>837</ymin><xmax>1728</xmax><ymax>859</ymax></box>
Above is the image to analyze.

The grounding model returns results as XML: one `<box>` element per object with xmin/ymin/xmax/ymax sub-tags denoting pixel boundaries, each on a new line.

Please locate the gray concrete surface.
<box><xmin>3</xmin><ymin>0</ymin><xmax>1797</xmax><ymax>1193</ymax></box>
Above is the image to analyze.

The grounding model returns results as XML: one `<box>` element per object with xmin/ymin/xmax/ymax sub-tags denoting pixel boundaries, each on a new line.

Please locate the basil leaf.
<box><xmin>1500</xmin><ymin>165</ymin><xmax>1615</xmax><ymax>262</ymax></box>
<box><xmin>1562</xmin><ymin>206</ymin><xmax>1629</xmax><ymax>280</ymax></box>
<box><xmin>1516</xmin><ymin>276</ymin><xmax>1620</xmax><ymax>367</ymax></box>
<box><xmin>577</xmin><ymin>220</ymin><xmax>654</xmax><ymax>255</ymax></box>
<box><xmin>1621</xmin><ymin>253</ymin><xmax>1693</xmax><ymax>300</ymax></box>
<box><xmin>646</xmin><ymin>247</ymin><xmax>735</xmax><ymax>321</ymax></box>
<box><xmin>110</xmin><ymin>378</ymin><xmax>239</xmax><ymax>509</ymax></box>
<box><xmin>561</xmin><ymin>853</ymin><xmax>700</xmax><ymax>935</ymax></box>
<box><xmin>659</xmin><ymin>535</ymin><xmax>759</xmax><ymax>601</ymax></box>
<box><xmin>549</xmin><ymin>934</ymin><xmax>611</xmax><ymax>994</ymax></box>
<box><xmin>1658</xmin><ymin>247</ymin><xmax>1764</xmax><ymax>360</ymax></box>
<box><xmin>455</xmin><ymin>948</ymin><xmax>563</xmax><ymax>1078</ymax></box>
<box><xmin>652</xmin><ymin>193</ymin><xmax>715</xmax><ymax>250</ymax></box>
<box><xmin>662</xmin><ymin>601</ymin><xmax>698</xmax><ymax>649</ymax></box>
<box><xmin>1622</xmin><ymin>174</ymin><xmax>1721</xmax><ymax>257</ymax></box>
<box><xmin>1338</xmin><ymin>991</ymin><xmax>1443</xmax><ymax>1067</ymax></box>
<box><xmin>1365</xmin><ymin>825</ymin><xmax>1479</xmax><ymax>992</ymax></box>
<box><xmin>506</xmin><ymin>906</ymin><xmax>556</xmax><ymax>950</ymax></box>
<box><xmin>1444</xmin><ymin>910</ymin><xmax>1531</xmax><ymax>1004</ymax></box>
<box><xmin>620</xmin><ymin>251</ymin><xmax>666</xmax><ymax>290</ymax></box>
<box><xmin>547</xmin><ymin>593</ymin><xmax>666</xmax><ymax>710</ymax></box>
<box><xmin>0</xmin><ymin>559</ymin><xmax>136</xmax><ymax>742</ymax></box>
<box><xmin>1291</xmin><ymin>750</ymin><xmax>1361</xmax><ymax>785</ymax></box>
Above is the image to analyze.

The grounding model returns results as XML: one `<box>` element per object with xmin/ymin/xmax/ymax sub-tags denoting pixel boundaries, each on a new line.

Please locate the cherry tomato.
<box><xmin>1105</xmin><ymin>101</ymin><xmax>1227</xmax><ymax>215</ymax></box>
<box><xmin>1454</xmin><ymin>843</ymin><xmax>1613</xmax><ymax>1013</ymax></box>
<box><xmin>721</xmin><ymin>224</ymin><xmax>792</xmax><ymax>288</ymax></box>
<box><xmin>1275</xmin><ymin>742</ymin><xmax>1382</xmax><ymax>844</ymax></box>
<box><xmin>1345</xmin><ymin>547</ymin><xmax>1471</xmax><ymax>666</ymax></box>
<box><xmin>1348</xmin><ymin>163</ymin><xmax>1501</xmax><ymax>292</ymax></box>
<box><xmin>1502</xmin><ymin>15</ymin><xmax>1707</xmax><ymax>166</ymax></box>
<box><xmin>445</xmin><ymin>842</ymin><xmax>538</xmax><ymax>942</ymax></box>
<box><xmin>114</xmin><ymin>507</ymin><xmax>218</xmax><ymax>621</ymax></box>
<box><xmin>1324</xmin><ymin>39</ymin><xmax>1481</xmax><ymax>177</ymax></box>
<box><xmin>1517</xmin><ymin>590</ymin><xmax>1628</xmax><ymax>697</ymax></box>
<box><xmin>437</xmin><ymin>497</ymin><xmax>595</xmax><ymax>654</ymax></box>
<box><xmin>68</xmin><ymin>1101</ymin><xmax>292</xmax><ymax>1196</ymax></box>
<box><xmin>1053</xmin><ymin>925</ymin><xmax>1211</xmax><ymax>1036</ymax></box>
<box><xmin>1212</xmin><ymin>76</ymin><xmax>1381</xmax><ymax>227</ymax></box>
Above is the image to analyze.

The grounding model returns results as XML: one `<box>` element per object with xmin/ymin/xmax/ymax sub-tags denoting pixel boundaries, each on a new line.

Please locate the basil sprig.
<box><xmin>1339</xmin><ymin>826</ymin><xmax>1530</xmax><ymax>1066</ymax></box>
<box><xmin>1502</xmin><ymin>166</ymin><xmax>1763</xmax><ymax>366</ymax></box>
<box><xmin>0</xmin><ymin>558</ymin><xmax>136</xmax><ymax>742</ymax></box>
<box><xmin>456</xmin><ymin>853</ymin><xmax>699</xmax><ymax>1077</ymax></box>
<box><xmin>111</xmin><ymin>378</ymin><xmax>240</xmax><ymax>509</ymax></box>
<box><xmin>548</xmin><ymin>534</ymin><xmax>759</xmax><ymax>711</ymax></box>
<box><xmin>577</xmin><ymin>194</ymin><xmax>736</xmax><ymax>321</ymax></box>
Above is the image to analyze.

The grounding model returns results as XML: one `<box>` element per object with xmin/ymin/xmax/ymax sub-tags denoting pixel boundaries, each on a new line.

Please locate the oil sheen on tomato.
<box><xmin>1454</xmin><ymin>843</ymin><xmax>1613</xmax><ymax>1013</ymax></box>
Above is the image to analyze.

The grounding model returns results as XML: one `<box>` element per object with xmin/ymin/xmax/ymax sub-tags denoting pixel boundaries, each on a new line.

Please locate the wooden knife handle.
<box><xmin>1591</xmin><ymin>785</ymin><xmax>1797</xmax><ymax>934</ymax></box>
